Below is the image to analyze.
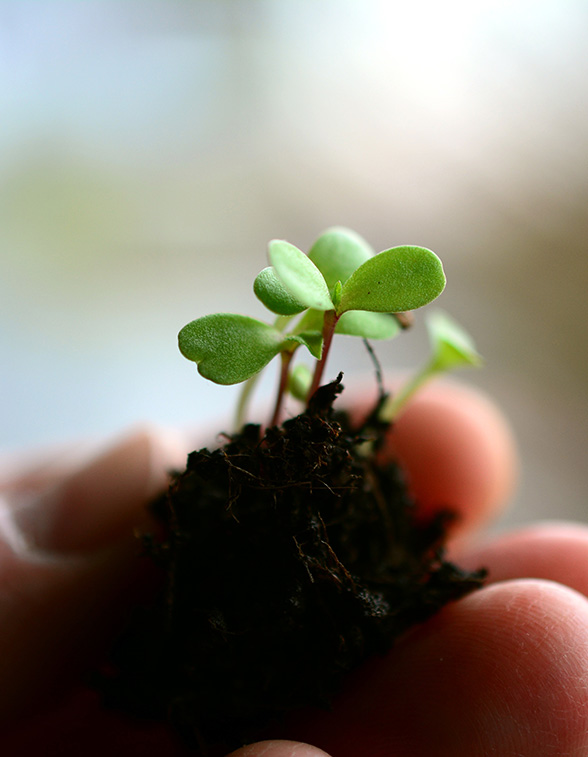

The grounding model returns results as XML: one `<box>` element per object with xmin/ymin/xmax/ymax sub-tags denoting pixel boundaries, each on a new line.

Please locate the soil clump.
<box><xmin>99</xmin><ymin>376</ymin><xmax>485</xmax><ymax>753</ymax></box>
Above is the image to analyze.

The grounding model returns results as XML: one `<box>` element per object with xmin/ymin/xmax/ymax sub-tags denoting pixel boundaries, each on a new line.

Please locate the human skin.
<box><xmin>1</xmin><ymin>383</ymin><xmax>588</xmax><ymax>756</ymax></box>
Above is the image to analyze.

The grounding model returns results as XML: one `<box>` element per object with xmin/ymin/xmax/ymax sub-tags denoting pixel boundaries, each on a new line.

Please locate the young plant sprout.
<box><xmin>382</xmin><ymin>309</ymin><xmax>482</xmax><ymax>420</ymax></box>
<box><xmin>178</xmin><ymin>227</ymin><xmax>478</xmax><ymax>426</ymax></box>
<box><xmin>102</xmin><ymin>228</ymin><xmax>486</xmax><ymax>754</ymax></box>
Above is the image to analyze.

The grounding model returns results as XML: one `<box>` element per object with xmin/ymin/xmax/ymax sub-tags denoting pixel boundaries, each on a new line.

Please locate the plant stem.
<box><xmin>270</xmin><ymin>350</ymin><xmax>294</xmax><ymax>428</ymax></box>
<box><xmin>362</xmin><ymin>338</ymin><xmax>385</xmax><ymax>405</ymax></box>
<box><xmin>307</xmin><ymin>309</ymin><xmax>339</xmax><ymax>400</ymax></box>
<box><xmin>380</xmin><ymin>362</ymin><xmax>437</xmax><ymax>422</ymax></box>
<box><xmin>235</xmin><ymin>372</ymin><xmax>262</xmax><ymax>430</ymax></box>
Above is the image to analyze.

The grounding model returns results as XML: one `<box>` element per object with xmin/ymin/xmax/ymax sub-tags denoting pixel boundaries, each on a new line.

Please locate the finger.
<box><xmin>4</xmin><ymin>694</ymin><xmax>331</xmax><ymax>757</ymax></box>
<box><xmin>3</xmin><ymin>687</ymin><xmax>186</xmax><ymax>757</ymax></box>
<box><xmin>0</xmin><ymin>440</ymin><xmax>100</xmax><ymax>492</ymax></box>
<box><xmin>288</xmin><ymin>579</ymin><xmax>588</xmax><ymax>756</ymax></box>
<box><xmin>3</xmin><ymin>425</ymin><xmax>187</xmax><ymax>555</ymax></box>
<box><xmin>455</xmin><ymin>520</ymin><xmax>588</xmax><ymax>597</ymax></box>
<box><xmin>228</xmin><ymin>741</ymin><xmax>331</xmax><ymax>757</ymax></box>
<box><xmin>377</xmin><ymin>381</ymin><xmax>518</xmax><ymax>537</ymax></box>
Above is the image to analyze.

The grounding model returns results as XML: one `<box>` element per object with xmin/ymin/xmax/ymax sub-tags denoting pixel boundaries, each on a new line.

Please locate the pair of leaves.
<box><xmin>179</xmin><ymin>228</ymin><xmax>447</xmax><ymax>386</ymax></box>
<box><xmin>255</xmin><ymin>231</ymin><xmax>446</xmax><ymax>318</ymax></box>
<box><xmin>252</xmin><ymin>226</ymin><xmax>374</xmax><ymax>318</ymax></box>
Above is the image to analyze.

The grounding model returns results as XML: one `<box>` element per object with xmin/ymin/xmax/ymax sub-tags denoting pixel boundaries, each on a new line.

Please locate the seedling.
<box><xmin>103</xmin><ymin>228</ymin><xmax>485</xmax><ymax>754</ymax></box>
<box><xmin>382</xmin><ymin>309</ymin><xmax>482</xmax><ymax>419</ymax></box>
<box><xmin>178</xmin><ymin>227</ymin><xmax>478</xmax><ymax>428</ymax></box>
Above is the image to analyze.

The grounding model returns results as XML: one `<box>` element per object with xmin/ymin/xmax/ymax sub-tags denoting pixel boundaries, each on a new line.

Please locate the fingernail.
<box><xmin>7</xmin><ymin>426</ymin><xmax>187</xmax><ymax>555</ymax></box>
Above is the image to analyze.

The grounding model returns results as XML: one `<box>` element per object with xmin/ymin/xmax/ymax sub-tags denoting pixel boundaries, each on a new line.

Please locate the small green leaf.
<box><xmin>339</xmin><ymin>246</ymin><xmax>446</xmax><ymax>314</ymax></box>
<box><xmin>335</xmin><ymin>311</ymin><xmax>401</xmax><ymax>340</ymax></box>
<box><xmin>253</xmin><ymin>267</ymin><xmax>308</xmax><ymax>316</ymax></box>
<box><xmin>427</xmin><ymin>311</ymin><xmax>482</xmax><ymax>372</ymax></box>
<box><xmin>284</xmin><ymin>331</ymin><xmax>323</xmax><ymax>360</ymax></box>
<box><xmin>308</xmin><ymin>227</ymin><xmax>374</xmax><ymax>291</ymax></box>
<box><xmin>380</xmin><ymin>310</ymin><xmax>481</xmax><ymax>422</ymax></box>
<box><xmin>332</xmin><ymin>280</ymin><xmax>343</xmax><ymax>309</ymax></box>
<box><xmin>178</xmin><ymin>314</ymin><xmax>284</xmax><ymax>385</ymax></box>
<box><xmin>269</xmin><ymin>240</ymin><xmax>334</xmax><ymax>311</ymax></box>
<box><xmin>288</xmin><ymin>363</ymin><xmax>312</xmax><ymax>401</ymax></box>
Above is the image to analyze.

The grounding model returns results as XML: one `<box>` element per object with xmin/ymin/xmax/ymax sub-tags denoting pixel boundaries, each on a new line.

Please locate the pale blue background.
<box><xmin>1</xmin><ymin>1</ymin><xmax>587</xmax><ymax>527</ymax></box>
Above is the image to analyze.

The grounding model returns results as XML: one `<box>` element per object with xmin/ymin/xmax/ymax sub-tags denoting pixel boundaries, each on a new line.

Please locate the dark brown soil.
<box><xmin>97</xmin><ymin>375</ymin><xmax>485</xmax><ymax>754</ymax></box>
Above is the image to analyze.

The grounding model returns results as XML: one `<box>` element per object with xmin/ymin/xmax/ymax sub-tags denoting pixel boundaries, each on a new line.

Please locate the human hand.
<box><xmin>2</xmin><ymin>383</ymin><xmax>588</xmax><ymax>756</ymax></box>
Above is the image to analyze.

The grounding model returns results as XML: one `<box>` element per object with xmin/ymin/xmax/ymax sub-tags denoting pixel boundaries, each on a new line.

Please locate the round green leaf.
<box><xmin>339</xmin><ymin>246</ymin><xmax>446</xmax><ymax>314</ymax></box>
<box><xmin>178</xmin><ymin>314</ymin><xmax>284</xmax><ymax>385</ymax></box>
<box><xmin>335</xmin><ymin>310</ymin><xmax>401</xmax><ymax>340</ymax></box>
<box><xmin>269</xmin><ymin>239</ymin><xmax>334</xmax><ymax>311</ymax></box>
<box><xmin>427</xmin><ymin>311</ymin><xmax>482</xmax><ymax>372</ymax></box>
<box><xmin>307</xmin><ymin>227</ymin><xmax>374</xmax><ymax>291</ymax></box>
<box><xmin>288</xmin><ymin>363</ymin><xmax>312</xmax><ymax>401</ymax></box>
<box><xmin>253</xmin><ymin>267</ymin><xmax>308</xmax><ymax>316</ymax></box>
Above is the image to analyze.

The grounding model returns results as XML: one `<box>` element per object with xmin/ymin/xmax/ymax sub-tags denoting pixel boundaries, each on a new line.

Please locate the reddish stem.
<box><xmin>270</xmin><ymin>350</ymin><xmax>294</xmax><ymax>428</ymax></box>
<box><xmin>307</xmin><ymin>310</ymin><xmax>339</xmax><ymax>401</ymax></box>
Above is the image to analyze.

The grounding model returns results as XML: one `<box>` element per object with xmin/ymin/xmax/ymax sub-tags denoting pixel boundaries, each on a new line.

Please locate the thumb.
<box><xmin>349</xmin><ymin>380</ymin><xmax>518</xmax><ymax>538</ymax></box>
<box><xmin>0</xmin><ymin>427</ymin><xmax>186</xmax><ymax>720</ymax></box>
<box><xmin>3</xmin><ymin>426</ymin><xmax>187</xmax><ymax>555</ymax></box>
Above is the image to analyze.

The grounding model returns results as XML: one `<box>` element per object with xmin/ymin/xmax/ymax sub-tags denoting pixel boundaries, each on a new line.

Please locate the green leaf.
<box><xmin>284</xmin><ymin>331</ymin><xmax>323</xmax><ymax>360</ymax></box>
<box><xmin>427</xmin><ymin>311</ymin><xmax>482</xmax><ymax>372</ymax></box>
<box><xmin>281</xmin><ymin>309</ymin><xmax>324</xmax><ymax>357</ymax></box>
<box><xmin>307</xmin><ymin>227</ymin><xmax>374</xmax><ymax>291</ymax></box>
<box><xmin>178</xmin><ymin>314</ymin><xmax>284</xmax><ymax>385</ymax></box>
<box><xmin>339</xmin><ymin>246</ymin><xmax>446</xmax><ymax>314</ymax></box>
<box><xmin>335</xmin><ymin>310</ymin><xmax>401</xmax><ymax>340</ymax></box>
<box><xmin>289</xmin><ymin>308</ymin><xmax>399</xmax><ymax>342</ymax></box>
<box><xmin>288</xmin><ymin>363</ymin><xmax>312</xmax><ymax>401</ymax></box>
<box><xmin>253</xmin><ymin>267</ymin><xmax>308</xmax><ymax>316</ymax></box>
<box><xmin>380</xmin><ymin>310</ymin><xmax>481</xmax><ymax>422</ymax></box>
<box><xmin>269</xmin><ymin>240</ymin><xmax>334</xmax><ymax>311</ymax></box>
<box><xmin>332</xmin><ymin>280</ymin><xmax>343</xmax><ymax>309</ymax></box>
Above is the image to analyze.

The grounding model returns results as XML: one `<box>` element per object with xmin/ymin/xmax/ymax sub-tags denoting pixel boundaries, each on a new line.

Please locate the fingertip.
<box><xmin>290</xmin><ymin>579</ymin><xmax>588</xmax><ymax>756</ymax></box>
<box><xmin>383</xmin><ymin>381</ymin><xmax>518</xmax><ymax>535</ymax></box>
<box><xmin>228</xmin><ymin>740</ymin><xmax>331</xmax><ymax>757</ymax></box>
<box><xmin>458</xmin><ymin>520</ymin><xmax>588</xmax><ymax>597</ymax></box>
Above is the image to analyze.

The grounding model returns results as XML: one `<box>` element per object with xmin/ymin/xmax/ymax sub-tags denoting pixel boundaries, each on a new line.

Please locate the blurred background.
<box><xmin>1</xmin><ymin>1</ymin><xmax>587</xmax><ymax>529</ymax></box>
